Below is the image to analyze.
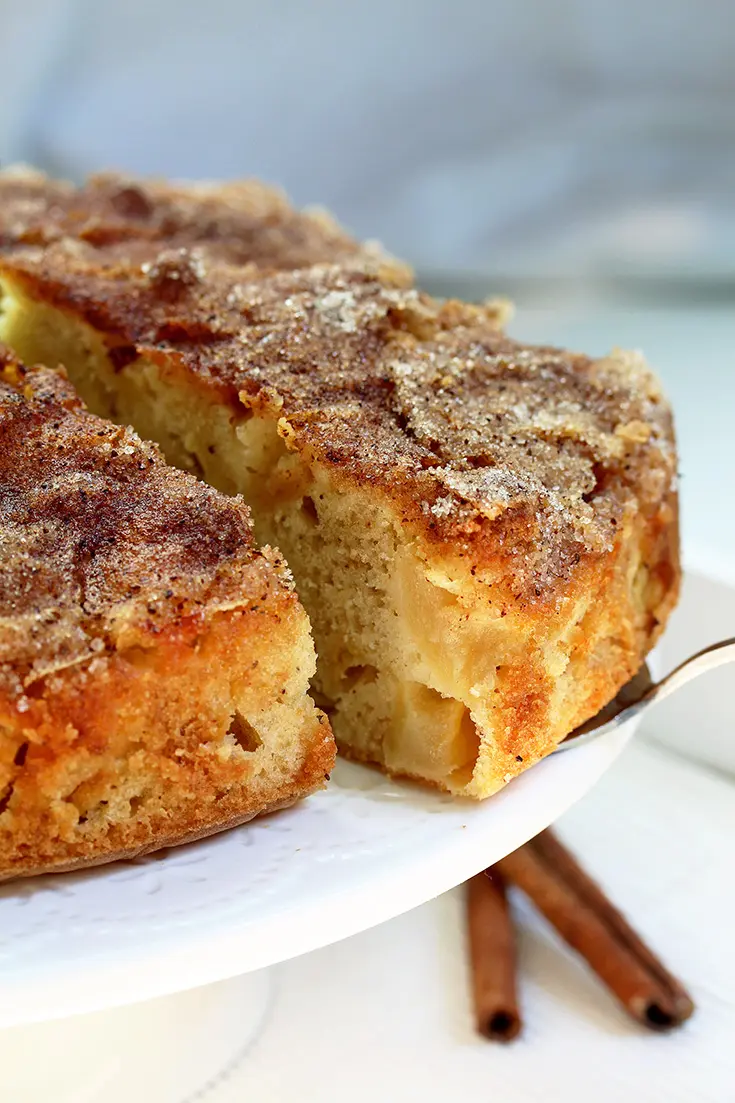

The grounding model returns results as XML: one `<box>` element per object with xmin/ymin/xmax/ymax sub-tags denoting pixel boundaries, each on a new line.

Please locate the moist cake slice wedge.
<box><xmin>0</xmin><ymin>171</ymin><xmax>679</xmax><ymax>799</ymax></box>
<box><xmin>0</xmin><ymin>347</ymin><xmax>334</xmax><ymax>880</ymax></box>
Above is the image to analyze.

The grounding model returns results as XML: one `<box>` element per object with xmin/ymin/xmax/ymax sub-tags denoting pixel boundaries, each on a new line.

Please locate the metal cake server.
<box><xmin>556</xmin><ymin>637</ymin><xmax>735</xmax><ymax>751</ymax></box>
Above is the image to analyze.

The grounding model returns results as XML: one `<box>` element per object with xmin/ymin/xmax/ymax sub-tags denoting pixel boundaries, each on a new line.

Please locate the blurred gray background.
<box><xmin>1</xmin><ymin>0</ymin><xmax>734</xmax><ymax>288</ymax></box>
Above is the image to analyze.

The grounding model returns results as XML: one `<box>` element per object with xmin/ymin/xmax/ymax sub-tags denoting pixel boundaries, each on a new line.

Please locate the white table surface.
<box><xmin>5</xmin><ymin>302</ymin><xmax>735</xmax><ymax>1102</ymax></box>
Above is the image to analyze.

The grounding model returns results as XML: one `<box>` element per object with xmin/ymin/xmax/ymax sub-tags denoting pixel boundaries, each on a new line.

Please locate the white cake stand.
<box><xmin>0</xmin><ymin>720</ymin><xmax>639</xmax><ymax>1101</ymax></box>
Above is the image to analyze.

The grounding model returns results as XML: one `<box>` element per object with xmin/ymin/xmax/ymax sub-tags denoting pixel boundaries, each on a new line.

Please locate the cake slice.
<box><xmin>0</xmin><ymin>347</ymin><xmax>334</xmax><ymax>880</ymax></box>
<box><xmin>0</xmin><ymin>171</ymin><xmax>679</xmax><ymax>798</ymax></box>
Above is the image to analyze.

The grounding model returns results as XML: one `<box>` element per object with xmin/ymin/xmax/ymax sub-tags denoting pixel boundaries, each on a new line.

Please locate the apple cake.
<box><xmin>0</xmin><ymin>169</ymin><xmax>679</xmax><ymax>799</ymax></box>
<box><xmin>0</xmin><ymin>346</ymin><xmax>334</xmax><ymax>880</ymax></box>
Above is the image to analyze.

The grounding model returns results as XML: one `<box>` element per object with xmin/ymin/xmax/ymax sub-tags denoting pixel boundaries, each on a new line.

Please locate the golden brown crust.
<box><xmin>0</xmin><ymin>601</ymin><xmax>334</xmax><ymax>881</ymax></box>
<box><xmin>0</xmin><ymin>792</ymin><xmax>306</xmax><ymax>883</ymax></box>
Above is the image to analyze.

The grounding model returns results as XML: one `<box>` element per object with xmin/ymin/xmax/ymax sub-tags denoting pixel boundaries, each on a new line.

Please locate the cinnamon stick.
<box><xmin>495</xmin><ymin>829</ymin><xmax>695</xmax><ymax>1030</ymax></box>
<box><xmin>466</xmin><ymin>869</ymin><xmax>522</xmax><ymax>1041</ymax></box>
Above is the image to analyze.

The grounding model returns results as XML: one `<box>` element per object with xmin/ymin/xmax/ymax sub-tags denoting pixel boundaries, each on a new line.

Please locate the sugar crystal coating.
<box><xmin>0</xmin><ymin>171</ymin><xmax>676</xmax><ymax>601</ymax></box>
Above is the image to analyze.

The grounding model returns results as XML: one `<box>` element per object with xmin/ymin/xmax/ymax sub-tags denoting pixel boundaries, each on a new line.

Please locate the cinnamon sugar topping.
<box><xmin>0</xmin><ymin>170</ymin><xmax>676</xmax><ymax>598</ymax></box>
<box><xmin>0</xmin><ymin>348</ymin><xmax>286</xmax><ymax>688</ymax></box>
